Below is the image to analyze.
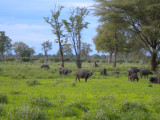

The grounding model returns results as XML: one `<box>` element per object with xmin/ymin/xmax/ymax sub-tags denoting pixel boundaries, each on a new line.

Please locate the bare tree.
<box><xmin>44</xmin><ymin>5</ymin><xmax>65</xmax><ymax>67</ymax></box>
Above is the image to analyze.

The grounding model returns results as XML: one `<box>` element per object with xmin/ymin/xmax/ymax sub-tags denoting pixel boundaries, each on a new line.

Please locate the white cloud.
<box><xmin>0</xmin><ymin>24</ymin><xmax>57</xmax><ymax>54</ymax></box>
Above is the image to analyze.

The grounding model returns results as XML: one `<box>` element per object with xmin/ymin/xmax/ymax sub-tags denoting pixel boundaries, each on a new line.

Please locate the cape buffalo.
<box><xmin>100</xmin><ymin>68</ymin><xmax>106</xmax><ymax>75</ymax></box>
<box><xmin>41</xmin><ymin>64</ymin><xmax>50</xmax><ymax>69</ymax></box>
<box><xmin>128</xmin><ymin>67</ymin><xmax>139</xmax><ymax>80</ymax></box>
<box><xmin>140</xmin><ymin>69</ymin><xmax>153</xmax><ymax>79</ymax></box>
<box><xmin>76</xmin><ymin>70</ymin><xmax>93</xmax><ymax>82</ymax></box>
<box><xmin>131</xmin><ymin>73</ymin><xmax>139</xmax><ymax>82</ymax></box>
<box><xmin>59</xmin><ymin>67</ymin><xmax>72</xmax><ymax>75</ymax></box>
<box><xmin>149</xmin><ymin>77</ymin><xmax>158</xmax><ymax>84</ymax></box>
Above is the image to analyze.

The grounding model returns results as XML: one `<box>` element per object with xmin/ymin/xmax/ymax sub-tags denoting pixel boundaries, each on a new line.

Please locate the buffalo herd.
<box><xmin>40</xmin><ymin>64</ymin><xmax>160</xmax><ymax>84</ymax></box>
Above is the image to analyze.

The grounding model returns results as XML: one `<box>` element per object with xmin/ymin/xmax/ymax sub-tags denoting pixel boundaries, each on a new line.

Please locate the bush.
<box><xmin>9</xmin><ymin>105</ymin><xmax>47</xmax><ymax>120</ymax></box>
<box><xmin>20</xmin><ymin>57</ymin><xmax>31</xmax><ymax>62</ymax></box>
<box><xmin>29</xmin><ymin>96</ymin><xmax>52</xmax><ymax>107</ymax></box>
<box><xmin>53</xmin><ymin>58</ymin><xmax>60</xmax><ymax>62</ymax></box>
<box><xmin>0</xmin><ymin>104</ymin><xmax>5</xmax><ymax>116</ymax></box>
<box><xmin>26</xmin><ymin>80</ymin><xmax>40</xmax><ymax>86</ymax></box>
<box><xmin>71</xmin><ymin>81</ymin><xmax>76</xmax><ymax>87</ymax></box>
<box><xmin>121</xmin><ymin>101</ymin><xmax>148</xmax><ymax>113</ymax></box>
<box><xmin>0</xmin><ymin>93</ymin><xmax>8</xmax><ymax>104</ymax></box>
<box><xmin>39</xmin><ymin>58</ymin><xmax>44</xmax><ymax>63</ymax></box>
<box><xmin>5</xmin><ymin>57</ymin><xmax>15</xmax><ymax>61</ymax></box>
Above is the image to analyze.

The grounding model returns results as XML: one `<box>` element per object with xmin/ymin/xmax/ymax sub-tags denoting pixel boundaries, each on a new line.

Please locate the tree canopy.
<box><xmin>93</xmin><ymin>0</ymin><xmax>160</xmax><ymax>70</ymax></box>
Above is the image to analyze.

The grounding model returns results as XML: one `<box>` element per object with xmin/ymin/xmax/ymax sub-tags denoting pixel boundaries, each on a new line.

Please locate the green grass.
<box><xmin>0</xmin><ymin>61</ymin><xmax>159</xmax><ymax>119</ymax></box>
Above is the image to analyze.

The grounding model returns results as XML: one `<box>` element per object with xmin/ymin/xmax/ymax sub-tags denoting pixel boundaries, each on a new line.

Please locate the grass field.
<box><xmin>0</xmin><ymin>61</ymin><xmax>160</xmax><ymax>120</ymax></box>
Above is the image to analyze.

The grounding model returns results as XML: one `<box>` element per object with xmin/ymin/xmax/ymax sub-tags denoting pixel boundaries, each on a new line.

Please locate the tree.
<box><xmin>41</xmin><ymin>40</ymin><xmax>52</xmax><ymax>62</ymax></box>
<box><xmin>44</xmin><ymin>5</ymin><xmax>65</xmax><ymax>67</ymax></box>
<box><xmin>63</xmin><ymin>44</ymin><xmax>73</xmax><ymax>56</ymax></box>
<box><xmin>12</xmin><ymin>42</ymin><xmax>34</xmax><ymax>58</ymax></box>
<box><xmin>81</xmin><ymin>42</ymin><xmax>93</xmax><ymax>61</ymax></box>
<box><xmin>94</xmin><ymin>0</ymin><xmax>160</xmax><ymax>70</ymax></box>
<box><xmin>63</xmin><ymin>7</ymin><xmax>89</xmax><ymax>68</ymax></box>
<box><xmin>0</xmin><ymin>31</ymin><xmax>12</xmax><ymax>61</ymax></box>
<box><xmin>93</xmin><ymin>23</ymin><xmax>128</xmax><ymax>67</ymax></box>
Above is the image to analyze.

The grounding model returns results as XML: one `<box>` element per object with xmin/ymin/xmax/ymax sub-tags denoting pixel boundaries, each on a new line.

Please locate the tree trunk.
<box><xmin>151</xmin><ymin>51</ymin><xmax>157</xmax><ymax>71</ymax></box>
<box><xmin>113</xmin><ymin>51</ymin><xmax>117</xmax><ymax>67</ymax></box>
<box><xmin>44</xmin><ymin>51</ymin><xmax>47</xmax><ymax>62</ymax></box>
<box><xmin>59</xmin><ymin>42</ymin><xmax>64</xmax><ymax>67</ymax></box>
<box><xmin>108</xmin><ymin>52</ymin><xmax>113</xmax><ymax>64</ymax></box>
<box><xmin>76</xmin><ymin>54</ymin><xmax>81</xmax><ymax>68</ymax></box>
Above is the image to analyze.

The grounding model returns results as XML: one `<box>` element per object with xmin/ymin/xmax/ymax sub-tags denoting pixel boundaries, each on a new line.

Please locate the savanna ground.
<box><xmin>0</xmin><ymin>61</ymin><xmax>160</xmax><ymax>120</ymax></box>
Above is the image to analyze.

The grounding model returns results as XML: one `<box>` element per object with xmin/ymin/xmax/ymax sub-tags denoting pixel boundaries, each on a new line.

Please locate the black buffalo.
<box><xmin>59</xmin><ymin>67</ymin><xmax>72</xmax><ymax>75</ymax></box>
<box><xmin>41</xmin><ymin>64</ymin><xmax>50</xmax><ymax>69</ymax></box>
<box><xmin>76</xmin><ymin>70</ymin><xmax>93</xmax><ymax>82</ymax></box>
<box><xmin>131</xmin><ymin>73</ymin><xmax>139</xmax><ymax>82</ymax></box>
<box><xmin>140</xmin><ymin>69</ymin><xmax>153</xmax><ymax>79</ymax></box>
<box><xmin>100</xmin><ymin>68</ymin><xmax>106</xmax><ymax>75</ymax></box>
<box><xmin>149</xmin><ymin>77</ymin><xmax>158</xmax><ymax>84</ymax></box>
<box><xmin>128</xmin><ymin>67</ymin><xmax>139</xmax><ymax>80</ymax></box>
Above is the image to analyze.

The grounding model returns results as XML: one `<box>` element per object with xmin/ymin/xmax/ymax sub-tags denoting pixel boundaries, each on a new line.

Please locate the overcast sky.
<box><xmin>0</xmin><ymin>0</ymin><xmax>100</xmax><ymax>55</ymax></box>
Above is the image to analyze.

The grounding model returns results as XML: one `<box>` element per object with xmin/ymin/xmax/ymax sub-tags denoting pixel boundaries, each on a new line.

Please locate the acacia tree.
<box><xmin>94</xmin><ymin>0</ymin><xmax>160</xmax><ymax>70</ymax></box>
<box><xmin>44</xmin><ymin>5</ymin><xmax>65</xmax><ymax>67</ymax></box>
<box><xmin>0</xmin><ymin>31</ymin><xmax>12</xmax><ymax>61</ymax></box>
<box><xmin>94</xmin><ymin>23</ymin><xmax>127</xmax><ymax>67</ymax></box>
<box><xmin>81</xmin><ymin>42</ymin><xmax>93</xmax><ymax>61</ymax></box>
<box><xmin>41</xmin><ymin>40</ymin><xmax>52</xmax><ymax>62</ymax></box>
<box><xmin>63</xmin><ymin>7</ymin><xmax>89</xmax><ymax>68</ymax></box>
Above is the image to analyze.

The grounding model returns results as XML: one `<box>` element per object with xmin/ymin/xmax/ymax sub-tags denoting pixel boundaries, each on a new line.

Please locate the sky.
<box><xmin>0</xmin><ymin>0</ymin><xmax>100</xmax><ymax>55</ymax></box>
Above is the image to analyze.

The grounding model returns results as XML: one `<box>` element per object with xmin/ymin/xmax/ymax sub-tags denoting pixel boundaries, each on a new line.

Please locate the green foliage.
<box><xmin>0</xmin><ymin>104</ymin><xmax>5</xmax><ymax>116</ymax></box>
<box><xmin>9</xmin><ymin>105</ymin><xmax>47</xmax><ymax>120</ymax></box>
<box><xmin>71</xmin><ymin>81</ymin><xmax>76</xmax><ymax>87</ymax></box>
<box><xmin>0</xmin><ymin>31</ymin><xmax>12</xmax><ymax>61</ymax></box>
<box><xmin>93</xmin><ymin>0</ymin><xmax>160</xmax><ymax>70</ymax></box>
<box><xmin>12</xmin><ymin>42</ymin><xmax>35</xmax><ymax>58</ymax></box>
<box><xmin>0</xmin><ymin>93</ymin><xmax>8</xmax><ymax>104</ymax></box>
<box><xmin>29</xmin><ymin>96</ymin><xmax>52</xmax><ymax>107</ymax></box>
<box><xmin>5</xmin><ymin>57</ymin><xmax>15</xmax><ymax>61</ymax></box>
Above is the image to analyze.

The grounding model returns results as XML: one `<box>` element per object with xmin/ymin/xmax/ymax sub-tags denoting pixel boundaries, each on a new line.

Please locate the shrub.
<box><xmin>0</xmin><ymin>104</ymin><xmax>5</xmax><ymax>116</ymax></box>
<box><xmin>26</xmin><ymin>80</ymin><xmax>40</xmax><ymax>86</ymax></box>
<box><xmin>53</xmin><ymin>58</ymin><xmax>59</xmax><ymax>62</ymax></box>
<box><xmin>0</xmin><ymin>93</ymin><xmax>8</xmax><ymax>104</ymax></box>
<box><xmin>29</xmin><ymin>96</ymin><xmax>52</xmax><ymax>107</ymax></box>
<box><xmin>9</xmin><ymin>105</ymin><xmax>47</xmax><ymax>120</ymax></box>
<box><xmin>71</xmin><ymin>81</ymin><xmax>76</xmax><ymax>87</ymax></box>
<box><xmin>5</xmin><ymin>57</ymin><xmax>15</xmax><ymax>61</ymax></box>
<box><xmin>39</xmin><ymin>58</ymin><xmax>44</xmax><ymax>63</ymax></box>
<box><xmin>20</xmin><ymin>57</ymin><xmax>31</xmax><ymax>62</ymax></box>
<box><xmin>68</xmin><ymin>101</ymin><xmax>89</xmax><ymax>112</ymax></box>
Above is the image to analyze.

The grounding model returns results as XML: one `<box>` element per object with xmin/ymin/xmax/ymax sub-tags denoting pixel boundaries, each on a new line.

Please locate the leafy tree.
<box><xmin>81</xmin><ymin>42</ymin><xmax>93</xmax><ymax>61</ymax></box>
<box><xmin>44</xmin><ymin>5</ymin><xmax>65</xmax><ymax>67</ymax></box>
<box><xmin>41</xmin><ymin>40</ymin><xmax>52</xmax><ymax>62</ymax></box>
<box><xmin>63</xmin><ymin>7</ymin><xmax>89</xmax><ymax>68</ymax></box>
<box><xmin>0</xmin><ymin>31</ymin><xmax>12</xmax><ymax>61</ymax></box>
<box><xmin>63</xmin><ymin>44</ymin><xmax>73</xmax><ymax>56</ymax></box>
<box><xmin>94</xmin><ymin>0</ymin><xmax>160</xmax><ymax>70</ymax></box>
<box><xmin>93</xmin><ymin>23</ymin><xmax>128</xmax><ymax>67</ymax></box>
<box><xmin>12</xmin><ymin>42</ymin><xmax>34</xmax><ymax>58</ymax></box>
